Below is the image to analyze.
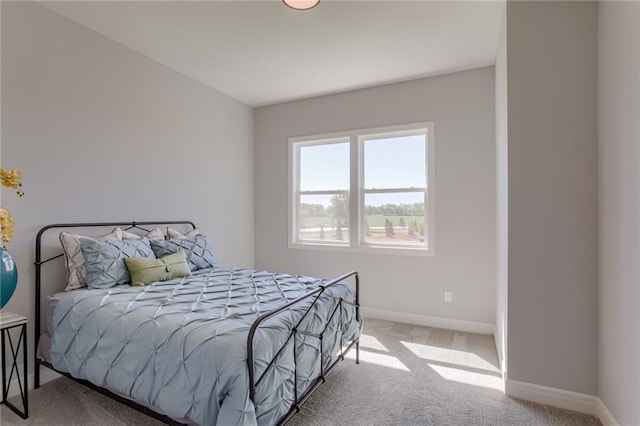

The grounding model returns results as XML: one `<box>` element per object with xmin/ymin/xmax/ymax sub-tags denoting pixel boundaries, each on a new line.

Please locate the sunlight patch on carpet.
<box><xmin>428</xmin><ymin>363</ymin><xmax>504</xmax><ymax>391</ymax></box>
<box><xmin>400</xmin><ymin>340</ymin><xmax>499</xmax><ymax>372</ymax></box>
<box><xmin>345</xmin><ymin>349</ymin><xmax>410</xmax><ymax>371</ymax></box>
<box><xmin>400</xmin><ymin>340</ymin><xmax>503</xmax><ymax>391</ymax></box>
<box><xmin>358</xmin><ymin>334</ymin><xmax>389</xmax><ymax>352</ymax></box>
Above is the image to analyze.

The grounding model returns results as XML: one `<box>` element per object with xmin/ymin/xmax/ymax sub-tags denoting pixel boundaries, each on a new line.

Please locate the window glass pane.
<box><xmin>300</xmin><ymin>142</ymin><xmax>350</xmax><ymax>191</ymax></box>
<box><xmin>299</xmin><ymin>193</ymin><xmax>349</xmax><ymax>243</ymax></box>
<box><xmin>363</xmin><ymin>192</ymin><xmax>425</xmax><ymax>246</ymax></box>
<box><xmin>364</xmin><ymin>134</ymin><xmax>426</xmax><ymax>189</ymax></box>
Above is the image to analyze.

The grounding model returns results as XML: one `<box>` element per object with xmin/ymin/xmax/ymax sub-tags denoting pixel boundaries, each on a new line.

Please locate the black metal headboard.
<box><xmin>33</xmin><ymin>220</ymin><xmax>196</xmax><ymax>388</ymax></box>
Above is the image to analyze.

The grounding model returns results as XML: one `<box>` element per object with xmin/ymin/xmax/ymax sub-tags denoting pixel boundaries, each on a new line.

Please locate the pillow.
<box><xmin>116</xmin><ymin>227</ymin><xmax>164</xmax><ymax>241</ymax></box>
<box><xmin>150</xmin><ymin>235</ymin><xmax>217</xmax><ymax>271</ymax></box>
<box><xmin>167</xmin><ymin>227</ymin><xmax>200</xmax><ymax>240</ymax></box>
<box><xmin>59</xmin><ymin>228</ymin><xmax>123</xmax><ymax>291</ymax></box>
<box><xmin>80</xmin><ymin>237</ymin><xmax>154</xmax><ymax>289</ymax></box>
<box><xmin>124</xmin><ymin>250</ymin><xmax>191</xmax><ymax>286</ymax></box>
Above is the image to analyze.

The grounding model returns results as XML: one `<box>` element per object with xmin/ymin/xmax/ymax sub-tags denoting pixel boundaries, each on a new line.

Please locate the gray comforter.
<box><xmin>50</xmin><ymin>267</ymin><xmax>361</xmax><ymax>425</ymax></box>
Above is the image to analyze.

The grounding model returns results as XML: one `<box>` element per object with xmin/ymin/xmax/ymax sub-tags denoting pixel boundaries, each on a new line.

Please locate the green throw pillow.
<box><xmin>124</xmin><ymin>250</ymin><xmax>191</xmax><ymax>286</ymax></box>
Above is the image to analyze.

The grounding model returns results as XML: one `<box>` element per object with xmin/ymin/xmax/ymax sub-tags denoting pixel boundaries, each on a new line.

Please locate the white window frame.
<box><xmin>289</xmin><ymin>121</ymin><xmax>435</xmax><ymax>256</ymax></box>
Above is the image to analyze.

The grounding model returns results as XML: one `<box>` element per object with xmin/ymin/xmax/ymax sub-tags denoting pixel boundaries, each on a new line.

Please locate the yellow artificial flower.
<box><xmin>0</xmin><ymin>207</ymin><xmax>15</xmax><ymax>245</ymax></box>
<box><xmin>1</xmin><ymin>167</ymin><xmax>24</xmax><ymax>246</ymax></box>
<box><xmin>0</xmin><ymin>168</ymin><xmax>24</xmax><ymax>197</ymax></box>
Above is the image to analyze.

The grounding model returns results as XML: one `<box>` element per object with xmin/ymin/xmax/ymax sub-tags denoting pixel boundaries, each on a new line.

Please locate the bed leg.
<box><xmin>356</xmin><ymin>341</ymin><xmax>360</xmax><ymax>365</ymax></box>
<box><xmin>34</xmin><ymin>359</ymin><xmax>40</xmax><ymax>389</ymax></box>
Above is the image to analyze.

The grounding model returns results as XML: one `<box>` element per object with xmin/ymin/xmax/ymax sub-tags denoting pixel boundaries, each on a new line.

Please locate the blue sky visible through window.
<box><xmin>300</xmin><ymin>142</ymin><xmax>350</xmax><ymax>192</ymax></box>
<box><xmin>364</xmin><ymin>135</ymin><xmax>426</xmax><ymax>191</ymax></box>
<box><xmin>299</xmin><ymin>135</ymin><xmax>426</xmax><ymax>207</ymax></box>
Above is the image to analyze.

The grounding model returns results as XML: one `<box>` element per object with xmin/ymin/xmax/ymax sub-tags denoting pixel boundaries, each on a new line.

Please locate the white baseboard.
<box><xmin>596</xmin><ymin>398</ymin><xmax>620</xmax><ymax>426</ymax></box>
<box><xmin>362</xmin><ymin>307</ymin><xmax>494</xmax><ymax>335</ymax></box>
<box><xmin>5</xmin><ymin>365</ymin><xmax>62</xmax><ymax>399</ymax></box>
<box><xmin>505</xmin><ymin>379</ymin><xmax>598</xmax><ymax>416</ymax></box>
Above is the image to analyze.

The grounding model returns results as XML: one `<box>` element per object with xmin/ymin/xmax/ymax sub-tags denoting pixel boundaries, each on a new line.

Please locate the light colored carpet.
<box><xmin>1</xmin><ymin>318</ymin><xmax>600</xmax><ymax>425</ymax></box>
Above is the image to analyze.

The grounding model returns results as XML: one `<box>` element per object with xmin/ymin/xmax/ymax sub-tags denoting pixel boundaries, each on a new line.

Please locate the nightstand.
<box><xmin>0</xmin><ymin>311</ymin><xmax>28</xmax><ymax>419</ymax></box>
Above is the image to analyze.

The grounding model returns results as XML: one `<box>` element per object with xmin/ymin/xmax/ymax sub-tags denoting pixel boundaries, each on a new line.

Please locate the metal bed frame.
<box><xmin>34</xmin><ymin>220</ymin><xmax>360</xmax><ymax>425</ymax></box>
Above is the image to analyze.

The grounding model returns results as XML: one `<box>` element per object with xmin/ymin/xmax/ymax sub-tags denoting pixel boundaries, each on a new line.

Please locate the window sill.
<box><xmin>288</xmin><ymin>241</ymin><xmax>434</xmax><ymax>257</ymax></box>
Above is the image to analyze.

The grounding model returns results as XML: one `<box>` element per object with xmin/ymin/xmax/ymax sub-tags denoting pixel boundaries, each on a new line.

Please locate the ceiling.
<box><xmin>42</xmin><ymin>1</ymin><xmax>505</xmax><ymax>107</ymax></box>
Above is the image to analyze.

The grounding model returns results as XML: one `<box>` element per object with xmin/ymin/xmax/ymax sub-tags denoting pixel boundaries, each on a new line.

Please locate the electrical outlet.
<box><xmin>444</xmin><ymin>292</ymin><xmax>452</xmax><ymax>303</ymax></box>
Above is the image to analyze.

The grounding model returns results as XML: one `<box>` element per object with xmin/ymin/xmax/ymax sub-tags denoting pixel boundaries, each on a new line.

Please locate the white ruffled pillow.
<box><xmin>167</xmin><ymin>227</ymin><xmax>200</xmax><ymax>240</ymax></box>
<box><xmin>116</xmin><ymin>227</ymin><xmax>164</xmax><ymax>241</ymax></box>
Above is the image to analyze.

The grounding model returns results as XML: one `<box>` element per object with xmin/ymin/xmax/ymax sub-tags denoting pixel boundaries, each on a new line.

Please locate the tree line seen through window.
<box><xmin>299</xmin><ymin>194</ymin><xmax>425</xmax><ymax>244</ymax></box>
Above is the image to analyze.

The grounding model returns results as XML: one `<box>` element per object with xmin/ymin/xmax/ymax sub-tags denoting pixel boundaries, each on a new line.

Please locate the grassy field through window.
<box><xmin>299</xmin><ymin>213</ymin><xmax>425</xmax><ymax>244</ymax></box>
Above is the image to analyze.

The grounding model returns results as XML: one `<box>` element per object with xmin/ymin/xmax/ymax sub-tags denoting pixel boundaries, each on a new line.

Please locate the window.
<box><xmin>290</xmin><ymin>122</ymin><xmax>435</xmax><ymax>255</ymax></box>
<box><xmin>295</xmin><ymin>139</ymin><xmax>350</xmax><ymax>244</ymax></box>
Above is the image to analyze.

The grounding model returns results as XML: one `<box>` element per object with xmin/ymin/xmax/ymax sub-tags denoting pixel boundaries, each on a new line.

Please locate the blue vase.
<box><xmin>1</xmin><ymin>248</ymin><xmax>18</xmax><ymax>309</ymax></box>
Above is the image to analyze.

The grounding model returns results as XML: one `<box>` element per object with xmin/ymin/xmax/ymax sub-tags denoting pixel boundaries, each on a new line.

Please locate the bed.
<box><xmin>34</xmin><ymin>221</ymin><xmax>361</xmax><ymax>425</ymax></box>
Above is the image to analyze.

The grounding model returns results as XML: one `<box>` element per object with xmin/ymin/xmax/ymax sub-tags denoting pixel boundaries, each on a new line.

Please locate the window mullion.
<box><xmin>350</xmin><ymin>134</ymin><xmax>359</xmax><ymax>248</ymax></box>
<box><xmin>299</xmin><ymin>190</ymin><xmax>348</xmax><ymax>195</ymax></box>
<box><xmin>290</xmin><ymin>144</ymin><xmax>298</xmax><ymax>244</ymax></box>
<box><xmin>363</xmin><ymin>187</ymin><xmax>426</xmax><ymax>194</ymax></box>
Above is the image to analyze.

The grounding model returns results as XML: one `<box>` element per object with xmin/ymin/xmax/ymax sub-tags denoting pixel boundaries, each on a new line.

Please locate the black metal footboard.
<box><xmin>247</xmin><ymin>271</ymin><xmax>361</xmax><ymax>425</ymax></box>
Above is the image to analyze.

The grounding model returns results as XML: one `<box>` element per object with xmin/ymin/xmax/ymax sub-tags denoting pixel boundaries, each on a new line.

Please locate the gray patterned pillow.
<box><xmin>80</xmin><ymin>237</ymin><xmax>155</xmax><ymax>289</ymax></box>
<box><xmin>150</xmin><ymin>235</ymin><xmax>217</xmax><ymax>271</ymax></box>
<box><xmin>59</xmin><ymin>229</ymin><xmax>122</xmax><ymax>291</ymax></box>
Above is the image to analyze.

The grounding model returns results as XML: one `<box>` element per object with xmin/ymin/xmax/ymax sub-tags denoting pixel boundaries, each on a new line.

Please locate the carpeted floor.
<box><xmin>1</xmin><ymin>318</ymin><xmax>601</xmax><ymax>425</ymax></box>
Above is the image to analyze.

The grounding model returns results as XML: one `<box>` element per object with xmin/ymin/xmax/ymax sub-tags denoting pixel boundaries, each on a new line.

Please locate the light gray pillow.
<box><xmin>59</xmin><ymin>229</ymin><xmax>122</xmax><ymax>291</ymax></box>
<box><xmin>150</xmin><ymin>235</ymin><xmax>217</xmax><ymax>271</ymax></box>
<box><xmin>80</xmin><ymin>237</ymin><xmax>154</xmax><ymax>289</ymax></box>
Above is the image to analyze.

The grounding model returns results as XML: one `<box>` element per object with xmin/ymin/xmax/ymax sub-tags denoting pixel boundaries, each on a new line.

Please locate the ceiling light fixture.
<box><xmin>283</xmin><ymin>0</ymin><xmax>320</xmax><ymax>11</ymax></box>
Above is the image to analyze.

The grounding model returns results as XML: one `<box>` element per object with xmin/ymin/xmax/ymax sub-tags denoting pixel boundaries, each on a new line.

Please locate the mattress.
<box><xmin>48</xmin><ymin>267</ymin><xmax>361</xmax><ymax>425</ymax></box>
<box><xmin>46</xmin><ymin>291</ymin><xmax>66</xmax><ymax>337</ymax></box>
<box><xmin>37</xmin><ymin>291</ymin><xmax>67</xmax><ymax>363</ymax></box>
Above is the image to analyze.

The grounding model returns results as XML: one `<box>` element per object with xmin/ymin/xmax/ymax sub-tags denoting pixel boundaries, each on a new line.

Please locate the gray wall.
<box><xmin>494</xmin><ymin>5</ymin><xmax>508</xmax><ymax>374</ymax></box>
<box><xmin>255</xmin><ymin>67</ymin><xmax>497</xmax><ymax>326</ymax></box>
<box><xmin>1</xmin><ymin>0</ymin><xmax>255</xmax><ymax>378</ymax></box>
<box><xmin>506</xmin><ymin>1</ymin><xmax>598</xmax><ymax>394</ymax></box>
<box><xmin>597</xmin><ymin>1</ymin><xmax>640</xmax><ymax>424</ymax></box>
